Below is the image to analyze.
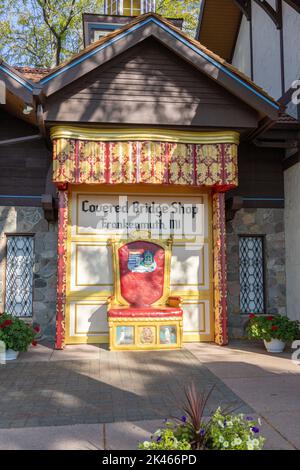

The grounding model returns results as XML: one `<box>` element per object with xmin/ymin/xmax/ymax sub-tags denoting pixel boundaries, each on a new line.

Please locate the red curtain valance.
<box><xmin>53</xmin><ymin>139</ymin><xmax>238</xmax><ymax>189</ymax></box>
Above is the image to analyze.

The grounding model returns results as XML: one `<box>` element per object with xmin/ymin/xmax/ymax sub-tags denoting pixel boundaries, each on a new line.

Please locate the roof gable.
<box><xmin>40</xmin><ymin>13</ymin><xmax>280</xmax><ymax>120</ymax></box>
<box><xmin>45</xmin><ymin>37</ymin><xmax>258</xmax><ymax>128</ymax></box>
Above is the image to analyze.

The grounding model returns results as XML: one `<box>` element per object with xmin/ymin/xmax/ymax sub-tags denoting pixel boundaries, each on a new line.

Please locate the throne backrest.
<box><xmin>112</xmin><ymin>239</ymin><xmax>171</xmax><ymax>307</ymax></box>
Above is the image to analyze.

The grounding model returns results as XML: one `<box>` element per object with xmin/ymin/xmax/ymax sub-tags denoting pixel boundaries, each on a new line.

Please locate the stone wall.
<box><xmin>226</xmin><ymin>208</ymin><xmax>286</xmax><ymax>338</ymax></box>
<box><xmin>0</xmin><ymin>206</ymin><xmax>57</xmax><ymax>340</ymax></box>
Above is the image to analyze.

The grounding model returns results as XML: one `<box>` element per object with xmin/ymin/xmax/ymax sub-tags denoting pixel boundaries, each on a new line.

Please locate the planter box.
<box><xmin>0</xmin><ymin>349</ymin><xmax>19</xmax><ymax>361</ymax></box>
<box><xmin>264</xmin><ymin>339</ymin><xmax>286</xmax><ymax>353</ymax></box>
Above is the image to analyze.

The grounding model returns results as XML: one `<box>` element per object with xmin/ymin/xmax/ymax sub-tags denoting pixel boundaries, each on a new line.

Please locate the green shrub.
<box><xmin>247</xmin><ymin>314</ymin><xmax>300</xmax><ymax>343</ymax></box>
<box><xmin>0</xmin><ymin>313</ymin><xmax>39</xmax><ymax>352</ymax></box>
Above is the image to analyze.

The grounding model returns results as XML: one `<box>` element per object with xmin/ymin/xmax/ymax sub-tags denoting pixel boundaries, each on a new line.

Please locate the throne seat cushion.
<box><xmin>108</xmin><ymin>306</ymin><xmax>183</xmax><ymax>318</ymax></box>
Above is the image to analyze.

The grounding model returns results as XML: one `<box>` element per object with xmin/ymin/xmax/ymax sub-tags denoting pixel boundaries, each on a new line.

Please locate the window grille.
<box><xmin>105</xmin><ymin>0</ymin><xmax>156</xmax><ymax>15</ymax></box>
<box><xmin>239</xmin><ymin>236</ymin><xmax>265</xmax><ymax>314</ymax></box>
<box><xmin>5</xmin><ymin>236</ymin><xmax>34</xmax><ymax>317</ymax></box>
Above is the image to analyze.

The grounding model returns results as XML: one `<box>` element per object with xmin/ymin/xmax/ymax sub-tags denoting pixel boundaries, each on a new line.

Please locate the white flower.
<box><xmin>219</xmin><ymin>436</ymin><xmax>225</xmax><ymax>443</ymax></box>
<box><xmin>218</xmin><ymin>420</ymin><xmax>225</xmax><ymax>428</ymax></box>
<box><xmin>247</xmin><ymin>441</ymin><xmax>254</xmax><ymax>450</ymax></box>
<box><xmin>234</xmin><ymin>438</ymin><xmax>242</xmax><ymax>446</ymax></box>
<box><xmin>223</xmin><ymin>441</ymin><xmax>229</xmax><ymax>448</ymax></box>
<box><xmin>227</xmin><ymin>421</ymin><xmax>233</xmax><ymax>427</ymax></box>
<box><xmin>143</xmin><ymin>441</ymin><xmax>150</xmax><ymax>448</ymax></box>
<box><xmin>154</xmin><ymin>429</ymin><xmax>161</xmax><ymax>436</ymax></box>
<box><xmin>253</xmin><ymin>439</ymin><xmax>260</xmax><ymax>447</ymax></box>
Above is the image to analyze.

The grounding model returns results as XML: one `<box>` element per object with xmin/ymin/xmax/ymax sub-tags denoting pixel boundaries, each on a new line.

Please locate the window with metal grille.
<box><xmin>239</xmin><ymin>236</ymin><xmax>265</xmax><ymax>314</ymax></box>
<box><xmin>5</xmin><ymin>236</ymin><xmax>34</xmax><ymax>317</ymax></box>
<box><xmin>105</xmin><ymin>0</ymin><xmax>156</xmax><ymax>15</ymax></box>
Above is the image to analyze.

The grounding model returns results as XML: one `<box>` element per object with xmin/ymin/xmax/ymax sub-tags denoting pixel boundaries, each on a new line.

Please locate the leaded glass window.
<box><xmin>105</xmin><ymin>0</ymin><xmax>156</xmax><ymax>15</ymax></box>
<box><xmin>239</xmin><ymin>236</ymin><xmax>265</xmax><ymax>314</ymax></box>
<box><xmin>5</xmin><ymin>236</ymin><xmax>34</xmax><ymax>317</ymax></box>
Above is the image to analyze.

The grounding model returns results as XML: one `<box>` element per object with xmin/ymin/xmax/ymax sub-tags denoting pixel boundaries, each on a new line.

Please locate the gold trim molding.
<box><xmin>50</xmin><ymin>126</ymin><xmax>240</xmax><ymax>145</ymax></box>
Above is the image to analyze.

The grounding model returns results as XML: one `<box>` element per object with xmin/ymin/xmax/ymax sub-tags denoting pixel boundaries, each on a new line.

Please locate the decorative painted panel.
<box><xmin>212</xmin><ymin>192</ymin><xmax>228</xmax><ymax>346</ymax></box>
<box><xmin>70</xmin><ymin>243</ymin><xmax>113</xmax><ymax>292</ymax></box>
<box><xmin>170</xmin><ymin>244</ymin><xmax>210</xmax><ymax>291</ymax></box>
<box><xmin>55</xmin><ymin>189</ymin><xmax>68</xmax><ymax>350</ymax></box>
<box><xmin>67</xmin><ymin>190</ymin><xmax>214</xmax><ymax>343</ymax></box>
<box><xmin>67</xmin><ymin>301</ymin><xmax>109</xmax><ymax>343</ymax></box>
<box><xmin>182</xmin><ymin>300</ymin><xmax>211</xmax><ymax>341</ymax></box>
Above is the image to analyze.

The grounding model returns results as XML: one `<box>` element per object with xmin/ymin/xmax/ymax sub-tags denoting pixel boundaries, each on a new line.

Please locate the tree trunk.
<box><xmin>56</xmin><ymin>38</ymin><xmax>62</xmax><ymax>66</ymax></box>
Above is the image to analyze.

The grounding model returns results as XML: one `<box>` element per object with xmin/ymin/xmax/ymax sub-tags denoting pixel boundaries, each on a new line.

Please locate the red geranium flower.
<box><xmin>4</xmin><ymin>320</ymin><xmax>12</xmax><ymax>326</ymax></box>
<box><xmin>34</xmin><ymin>325</ymin><xmax>40</xmax><ymax>333</ymax></box>
<box><xmin>267</xmin><ymin>316</ymin><xmax>274</xmax><ymax>321</ymax></box>
<box><xmin>249</xmin><ymin>314</ymin><xmax>256</xmax><ymax>319</ymax></box>
<box><xmin>271</xmin><ymin>326</ymin><xmax>279</xmax><ymax>331</ymax></box>
<box><xmin>0</xmin><ymin>324</ymin><xmax>4</xmax><ymax>329</ymax></box>
<box><xmin>32</xmin><ymin>341</ymin><xmax>37</xmax><ymax>346</ymax></box>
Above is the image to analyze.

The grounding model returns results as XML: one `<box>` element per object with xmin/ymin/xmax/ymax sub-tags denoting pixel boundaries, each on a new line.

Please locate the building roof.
<box><xmin>196</xmin><ymin>0</ymin><xmax>242</xmax><ymax>62</ymax></box>
<box><xmin>32</xmin><ymin>12</ymin><xmax>280</xmax><ymax>120</ymax></box>
<box><xmin>14</xmin><ymin>67</ymin><xmax>51</xmax><ymax>83</ymax></box>
<box><xmin>1</xmin><ymin>12</ymin><xmax>284</xmax><ymax>124</ymax></box>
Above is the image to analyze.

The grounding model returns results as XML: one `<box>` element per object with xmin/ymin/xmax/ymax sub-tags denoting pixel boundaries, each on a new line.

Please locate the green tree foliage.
<box><xmin>156</xmin><ymin>0</ymin><xmax>200</xmax><ymax>37</ymax></box>
<box><xmin>0</xmin><ymin>0</ymin><xmax>201</xmax><ymax>67</ymax></box>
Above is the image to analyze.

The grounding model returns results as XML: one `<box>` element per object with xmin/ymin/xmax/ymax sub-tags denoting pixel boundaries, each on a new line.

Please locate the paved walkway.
<box><xmin>0</xmin><ymin>341</ymin><xmax>299</xmax><ymax>449</ymax></box>
<box><xmin>0</xmin><ymin>346</ymin><xmax>249</xmax><ymax>428</ymax></box>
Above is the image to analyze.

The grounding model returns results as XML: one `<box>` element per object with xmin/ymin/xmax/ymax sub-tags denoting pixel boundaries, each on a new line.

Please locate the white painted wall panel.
<box><xmin>232</xmin><ymin>15</ymin><xmax>251</xmax><ymax>78</ymax></box>
<box><xmin>284</xmin><ymin>163</ymin><xmax>300</xmax><ymax>322</ymax></box>
<box><xmin>252</xmin><ymin>0</ymin><xmax>282</xmax><ymax>99</ymax></box>
<box><xmin>283</xmin><ymin>2</ymin><xmax>300</xmax><ymax>93</ymax></box>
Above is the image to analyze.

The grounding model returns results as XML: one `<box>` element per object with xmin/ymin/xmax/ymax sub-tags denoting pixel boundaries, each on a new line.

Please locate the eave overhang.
<box><xmin>39</xmin><ymin>13</ymin><xmax>281</xmax><ymax>121</ymax></box>
<box><xmin>0</xmin><ymin>60</ymin><xmax>34</xmax><ymax>104</ymax></box>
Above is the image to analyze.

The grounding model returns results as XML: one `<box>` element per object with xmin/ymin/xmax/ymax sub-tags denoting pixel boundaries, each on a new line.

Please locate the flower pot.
<box><xmin>4</xmin><ymin>349</ymin><xmax>19</xmax><ymax>361</ymax></box>
<box><xmin>263</xmin><ymin>339</ymin><xmax>286</xmax><ymax>353</ymax></box>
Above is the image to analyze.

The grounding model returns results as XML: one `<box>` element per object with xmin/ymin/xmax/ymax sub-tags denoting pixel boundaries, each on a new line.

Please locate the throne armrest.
<box><xmin>107</xmin><ymin>295</ymin><xmax>116</xmax><ymax>309</ymax></box>
<box><xmin>167</xmin><ymin>296</ymin><xmax>182</xmax><ymax>308</ymax></box>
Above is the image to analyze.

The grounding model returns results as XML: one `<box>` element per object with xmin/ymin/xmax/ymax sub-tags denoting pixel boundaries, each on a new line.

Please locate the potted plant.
<box><xmin>247</xmin><ymin>314</ymin><xmax>300</xmax><ymax>353</ymax></box>
<box><xmin>0</xmin><ymin>313</ymin><xmax>39</xmax><ymax>360</ymax></box>
<box><xmin>139</xmin><ymin>384</ymin><xmax>265</xmax><ymax>451</ymax></box>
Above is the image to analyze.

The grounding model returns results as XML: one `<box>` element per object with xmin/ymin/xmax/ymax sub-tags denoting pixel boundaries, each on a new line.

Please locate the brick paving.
<box><xmin>0</xmin><ymin>348</ymin><xmax>251</xmax><ymax>428</ymax></box>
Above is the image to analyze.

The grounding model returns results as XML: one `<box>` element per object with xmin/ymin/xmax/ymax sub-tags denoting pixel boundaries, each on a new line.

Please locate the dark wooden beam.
<box><xmin>284</xmin><ymin>0</ymin><xmax>300</xmax><ymax>14</ymax></box>
<box><xmin>226</xmin><ymin>196</ymin><xmax>243</xmax><ymax>221</ymax></box>
<box><xmin>41</xmin><ymin>194</ymin><xmax>57</xmax><ymax>222</ymax></box>
<box><xmin>233</xmin><ymin>0</ymin><xmax>252</xmax><ymax>20</ymax></box>
<box><xmin>253</xmin><ymin>0</ymin><xmax>282</xmax><ymax>29</ymax></box>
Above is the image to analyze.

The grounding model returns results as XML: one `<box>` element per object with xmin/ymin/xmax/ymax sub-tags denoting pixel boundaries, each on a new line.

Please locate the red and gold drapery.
<box><xmin>51</xmin><ymin>128</ymin><xmax>239</xmax><ymax>190</ymax></box>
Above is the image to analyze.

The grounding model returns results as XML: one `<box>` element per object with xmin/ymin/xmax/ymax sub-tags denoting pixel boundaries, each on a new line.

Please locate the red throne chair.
<box><xmin>108</xmin><ymin>238</ymin><xmax>183</xmax><ymax>350</ymax></box>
